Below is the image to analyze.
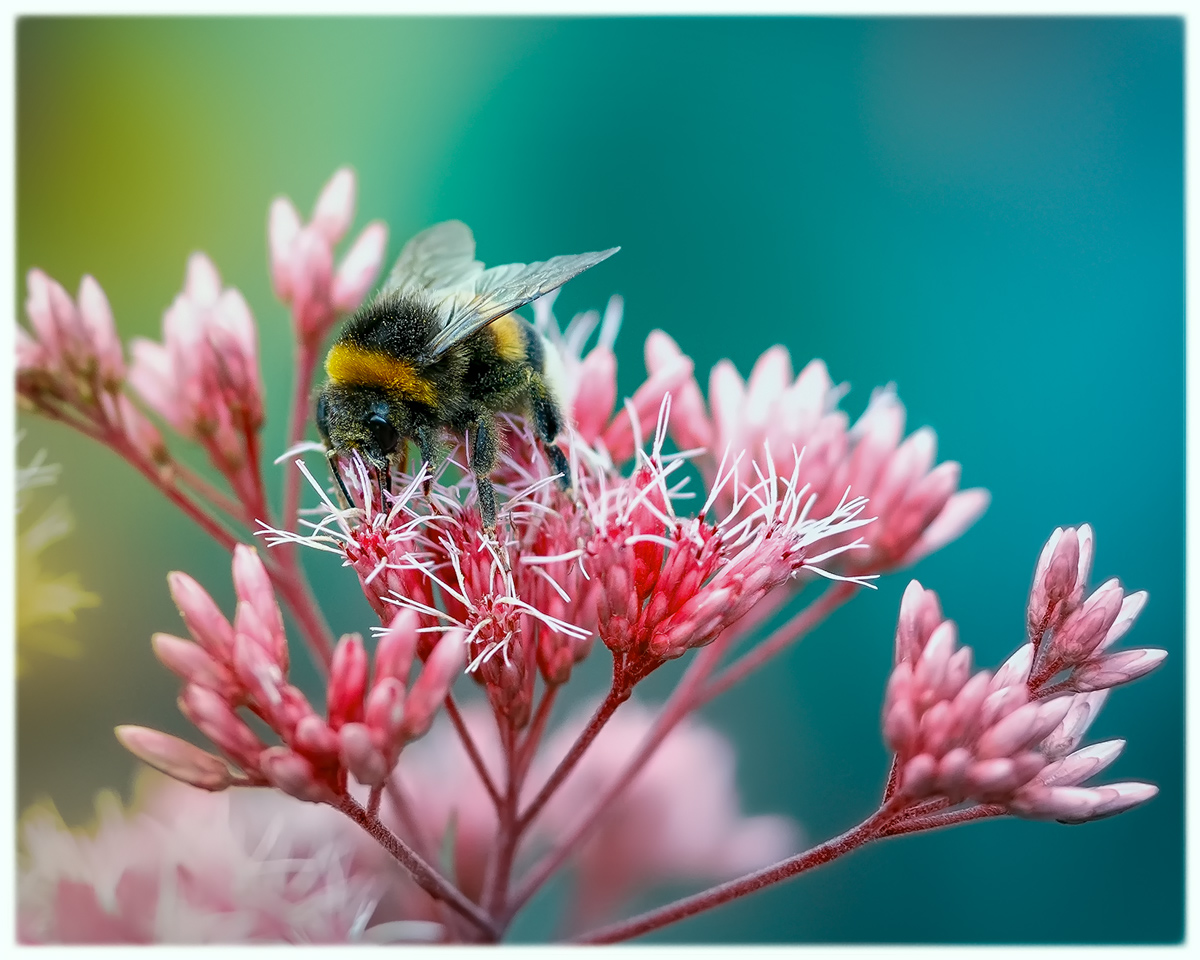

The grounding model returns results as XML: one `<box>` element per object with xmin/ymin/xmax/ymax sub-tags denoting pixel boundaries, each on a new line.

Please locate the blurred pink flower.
<box><xmin>882</xmin><ymin>573</ymin><xmax>1161</xmax><ymax>824</ymax></box>
<box><xmin>128</xmin><ymin>254</ymin><xmax>264</xmax><ymax>480</ymax></box>
<box><xmin>18</xmin><ymin>773</ymin><xmax>440</xmax><ymax>944</ymax></box>
<box><xmin>269</xmin><ymin>166</ymin><xmax>388</xmax><ymax>345</ymax></box>
<box><xmin>646</xmin><ymin>333</ymin><xmax>989</xmax><ymax>574</ymax></box>
<box><xmin>535</xmin><ymin>699</ymin><xmax>797</xmax><ymax>929</ymax></box>
<box><xmin>123</xmin><ymin>545</ymin><xmax>465</xmax><ymax>803</ymax></box>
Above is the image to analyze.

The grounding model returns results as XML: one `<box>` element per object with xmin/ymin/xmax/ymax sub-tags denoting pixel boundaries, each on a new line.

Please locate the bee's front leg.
<box><xmin>415</xmin><ymin>426</ymin><xmax>437</xmax><ymax>498</ymax></box>
<box><xmin>469</xmin><ymin>415</ymin><xmax>501</xmax><ymax>535</ymax></box>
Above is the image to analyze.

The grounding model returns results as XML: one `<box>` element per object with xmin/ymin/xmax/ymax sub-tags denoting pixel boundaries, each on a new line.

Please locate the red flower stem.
<box><xmin>335</xmin><ymin>794</ymin><xmax>497</xmax><ymax>940</ymax></box>
<box><xmin>282</xmin><ymin>339</ymin><xmax>321</xmax><ymax>530</ymax></box>
<box><xmin>879</xmin><ymin>803</ymin><xmax>1005</xmax><ymax>837</ymax></box>
<box><xmin>882</xmin><ymin>755</ymin><xmax>900</xmax><ymax>802</ymax></box>
<box><xmin>484</xmin><ymin>721</ymin><xmax>522</xmax><ymax>919</ymax></box>
<box><xmin>168</xmin><ymin>460</ymin><xmax>245</xmax><ymax>522</ymax></box>
<box><xmin>515</xmin><ymin>684</ymin><xmax>558</xmax><ymax>785</ymax></box>
<box><xmin>367</xmin><ymin>784</ymin><xmax>383</xmax><ymax>817</ymax></box>
<box><xmin>506</xmin><ymin>584</ymin><xmax>854</xmax><ymax>920</ymax></box>
<box><xmin>696</xmin><ymin>580</ymin><xmax>858</xmax><ymax>707</ymax></box>
<box><xmin>444</xmin><ymin>694</ymin><xmax>502</xmax><ymax>808</ymax></box>
<box><xmin>574</xmin><ymin>801</ymin><xmax>905</xmax><ymax>944</ymax></box>
<box><xmin>517</xmin><ymin>670</ymin><xmax>630</xmax><ymax>831</ymax></box>
<box><xmin>385</xmin><ymin>773</ymin><xmax>437</xmax><ymax>863</ymax></box>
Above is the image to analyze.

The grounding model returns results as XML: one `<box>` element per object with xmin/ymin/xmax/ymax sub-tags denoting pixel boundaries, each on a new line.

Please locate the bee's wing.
<box><xmin>422</xmin><ymin>247</ymin><xmax>620</xmax><ymax>360</ymax></box>
<box><xmin>379</xmin><ymin>220</ymin><xmax>485</xmax><ymax>297</ymax></box>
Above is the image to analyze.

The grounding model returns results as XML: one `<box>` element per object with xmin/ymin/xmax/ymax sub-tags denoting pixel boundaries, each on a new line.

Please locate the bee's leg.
<box><xmin>326</xmin><ymin>449</ymin><xmax>355</xmax><ymax>510</ymax></box>
<box><xmin>376</xmin><ymin>465</ymin><xmax>388</xmax><ymax>511</ymax></box>
<box><xmin>530</xmin><ymin>382</ymin><xmax>572</xmax><ymax>491</ymax></box>
<box><xmin>415</xmin><ymin>427</ymin><xmax>437</xmax><ymax>498</ymax></box>
<box><xmin>470</xmin><ymin>415</ymin><xmax>500</xmax><ymax>535</ymax></box>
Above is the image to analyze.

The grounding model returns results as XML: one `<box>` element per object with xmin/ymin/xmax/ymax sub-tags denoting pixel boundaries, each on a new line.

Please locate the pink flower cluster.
<box><xmin>15</xmin><ymin>166</ymin><xmax>1167</xmax><ymax>945</ymax></box>
<box><xmin>268</xmin><ymin>167</ymin><xmax>388</xmax><ymax>346</ymax></box>
<box><xmin>882</xmin><ymin>528</ymin><xmax>1163</xmax><ymax>824</ymax></box>
<box><xmin>124</xmin><ymin>545</ymin><xmax>464</xmax><ymax>802</ymax></box>
<box><xmin>648</xmin><ymin>333</ymin><xmax>990</xmax><ymax>574</ymax></box>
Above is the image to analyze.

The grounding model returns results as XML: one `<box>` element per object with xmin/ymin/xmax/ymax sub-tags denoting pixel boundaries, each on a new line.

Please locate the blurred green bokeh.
<box><xmin>16</xmin><ymin>17</ymin><xmax>1182</xmax><ymax>943</ymax></box>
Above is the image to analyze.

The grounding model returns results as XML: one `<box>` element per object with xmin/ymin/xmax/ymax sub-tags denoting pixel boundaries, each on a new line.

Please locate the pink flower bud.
<box><xmin>332</xmin><ymin>221</ymin><xmax>387</xmax><ymax>313</ymax></box>
<box><xmin>260</xmin><ymin>746</ymin><xmax>338</xmax><ymax>804</ymax></box>
<box><xmin>364</xmin><ymin>677</ymin><xmax>407</xmax><ymax>748</ymax></box>
<box><xmin>231</xmin><ymin>545</ymin><xmax>282</xmax><ymax>639</ymax></box>
<box><xmin>292</xmin><ymin>715</ymin><xmax>341</xmax><ymax>763</ymax></box>
<box><xmin>115</xmin><ymin>725</ymin><xmax>235</xmax><ymax>792</ymax></box>
<box><xmin>894</xmin><ymin>580</ymin><xmax>944</xmax><ymax>664</ymax></box>
<box><xmin>338</xmin><ymin>722</ymin><xmax>389</xmax><ymax>786</ymax></box>
<box><xmin>77</xmin><ymin>275</ymin><xmax>124</xmax><ymax>386</ymax></box>
<box><xmin>179</xmin><ymin>684</ymin><xmax>264</xmax><ymax>769</ymax></box>
<box><xmin>167</xmin><ymin>571</ymin><xmax>234</xmax><ymax>661</ymax></box>
<box><xmin>573</xmin><ymin>347</ymin><xmax>618</xmax><ymax>444</ymax></box>
<box><xmin>976</xmin><ymin>696</ymin><xmax>1072</xmax><ymax>761</ymax></box>
<box><xmin>1049</xmin><ymin>578</ymin><xmax>1124</xmax><ymax>666</ymax></box>
<box><xmin>151</xmin><ymin>633</ymin><xmax>234</xmax><ymax>692</ymax></box>
<box><xmin>312</xmin><ymin>167</ymin><xmax>356</xmax><ymax>244</ymax></box>
<box><xmin>374</xmin><ymin>610</ymin><xmax>420</xmax><ymax>685</ymax></box>
<box><xmin>327</xmin><ymin>633</ymin><xmax>368</xmax><ymax>729</ymax></box>
<box><xmin>899</xmin><ymin>753</ymin><xmax>937</xmax><ymax>798</ymax></box>
<box><xmin>268</xmin><ymin>196</ymin><xmax>302</xmax><ymax>299</ymax></box>
<box><xmin>231</xmin><ymin>632</ymin><xmax>285</xmax><ymax>710</ymax></box>
<box><xmin>1036</xmin><ymin>739</ymin><xmax>1125</xmax><ymax>788</ymax></box>
<box><xmin>400</xmin><ymin>630</ymin><xmax>465</xmax><ymax>742</ymax></box>
<box><xmin>644</xmin><ymin>331</ymin><xmax>712</xmax><ymax>451</ymax></box>
<box><xmin>1072</xmin><ymin>648</ymin><xmax>1167</xmax><ymax>692</ymax></box>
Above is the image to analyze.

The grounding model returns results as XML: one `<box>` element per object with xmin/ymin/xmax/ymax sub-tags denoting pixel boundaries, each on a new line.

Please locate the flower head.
<box><xmin>646</xmin><ymin>333</ymin><xmax>990</xmax><ymax>574</ymax></box>
<box><xmin>269</xmin><ymin>167</ymin><xmax>388</xmax><ymax>345</ymax></box>
<box><xmin>129</xmin><ymin>254</ymin><xmax>264</xmax><ymax>475</ymax></box>
<box><xmin>882</xmin><ymin>548</ymin><xmax>1162</xmax><ymax>824</ymax></box>
<box><xmin>122</xmin><ymin>545</ymin><xmax>464</xmax><ymax>802</ymax></box>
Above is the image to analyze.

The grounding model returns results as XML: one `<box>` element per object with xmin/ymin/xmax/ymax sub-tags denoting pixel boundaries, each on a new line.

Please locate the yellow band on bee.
<box><xmin>490</xmin><ymin>313</ymin><xmax>527</xmax><ymax>363</ymax></box>
<box><xmin>325</xmin><ymin>343</ymin><xmax>438</xmax><ymax>406</ymax></box>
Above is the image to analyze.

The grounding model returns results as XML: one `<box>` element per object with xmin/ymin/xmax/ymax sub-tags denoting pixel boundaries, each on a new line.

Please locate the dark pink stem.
<box><xmin>445</xmin><ymin>694</ymin><xmax>502</xmax><ymax>808</ymax></box>
<box><xmin>336</xmin><ymin>794</ymin><xmax>497</xmax><ymax>940</ymax></box>
<box><xmin>575</xmin><ymin>802</ymin><xmax>903</xmax><ymax>944</ymax></box>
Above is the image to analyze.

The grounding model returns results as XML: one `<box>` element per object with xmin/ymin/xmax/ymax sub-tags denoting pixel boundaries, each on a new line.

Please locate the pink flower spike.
<box><xmin>332</xmin><ymin>221</ymin><xmax>388</xmax><ymax>313</ymax></box>
<box><xmin>327</xmin><ymin>633</ymin><xmax>368</xmax><ymax>729</ymax></box>
<box><xmin>311</xmin><ymin>167</ymin><xmax>356</xmax><ymax>244</ymax></box>
<box><xmin>167</xmin><ymin>571</ymin><xmax>234</xmax><ymax>661</ymax></box>
<box><xmin>260</xmin><ymin>746</ymin><xmax>339</xmax><ymax>804</ymax></box>
<box><xmin>114</xmin><ymin>726</ymin><xmax>236</xmax><ymax>792</ymax></box>
<box><xmin>77</xmin><ymin>275</ymin><xmax>124</xmax><ymax>386</ymax></box>
<box><xmin>1072</xmin><ymin>648</ymin><xmax>1168</xmax><ymax>692</ymax></box>
<box><xmin>268</xmin><ymin>196</ymin><xmax>302</xmax><ymax>299</ymax></box>
<box><xmin>400</xmin><ymin>630</ymin><xmax>466</xmax><ymax>742</ymax></box>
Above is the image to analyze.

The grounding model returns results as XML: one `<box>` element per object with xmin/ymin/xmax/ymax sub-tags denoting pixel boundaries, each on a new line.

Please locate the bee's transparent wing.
<box><xmin>379</xmin><ymin>220</ymin><xmax>485</xmax><ymax>297</ymax></box>
<box><xmin>423</xmin><ymin>248</ymin><xmax>620</xmax><ymax>360</ymax></box>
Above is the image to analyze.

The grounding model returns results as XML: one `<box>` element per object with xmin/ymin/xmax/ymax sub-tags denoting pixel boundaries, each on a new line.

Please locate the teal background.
<box><xmin>16</xmin><ymin>18</ymin><xmax>1183</xmax><ymax>943</ymax></box>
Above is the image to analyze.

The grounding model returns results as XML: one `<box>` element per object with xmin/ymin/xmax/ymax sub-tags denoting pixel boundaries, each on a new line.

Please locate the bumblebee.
<box><xmin>315</xmin><ymin>220</ymin><xmax>618</xmax><ymax>532</ymax></box>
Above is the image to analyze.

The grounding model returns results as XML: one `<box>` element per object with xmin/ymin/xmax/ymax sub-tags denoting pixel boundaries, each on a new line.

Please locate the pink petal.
<box><xmin>268</xmin><ymin>196</ymin><xmax>302</xmax><ymax>299</ymax></box>
<box><xmin>401</xmin><ymin>630</ymin><xmax>466</xmax><ymax>741</ymax></box>
<box><xmin>898</xmin><ymin>487</ymin><xmax>991</xmax><ymax>567</ymax></box>
<box><xmin>327</xmin><ymin>633</ymin><xmax>369</xmax><ymax>729</ymax></box>
<box><xmin>312</xmin><ymin>167</ymin><xmax>357</xmax><ymax>244</ymax></box>
<box><xmin>77</xmin><ymin>275</ymin><xmax>125</xmax><ymax>384</ymax></box>
<box><xmin>167</xmin><ymin>570</ymin><xmax>234</xmax><ymax>661</ymax></box>
<box><xmin>184</xmin><ymin>253</ymin><xmax>221</xmax><ymax>307</ymax></box>
<box><xmin>332</xmin><ymin>220</ymin><xmax>388</xmax><ymax>313</ymax></box>
<box><xmin>114</xmin><ymin>725</ymin><xmax>234</xmax><ymax>791</ymax></box>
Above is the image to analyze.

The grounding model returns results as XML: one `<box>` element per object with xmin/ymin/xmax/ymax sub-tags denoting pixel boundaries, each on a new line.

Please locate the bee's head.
<box><xmin>316</xmin><ymin>384</ymin><xmax>409</xmax><ymax>469</ymax></box>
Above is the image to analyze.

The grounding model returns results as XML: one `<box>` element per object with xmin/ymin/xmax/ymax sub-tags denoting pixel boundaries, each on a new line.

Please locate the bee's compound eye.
<box><xmin>367</xmin><ymin>413</ymin><xmax>400</xmax><ymax>454</ymax></box>
<box><xmin>315</xmin><ymin>394</ymin><xmax>331</xmax><ymax>440</ymax></box>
